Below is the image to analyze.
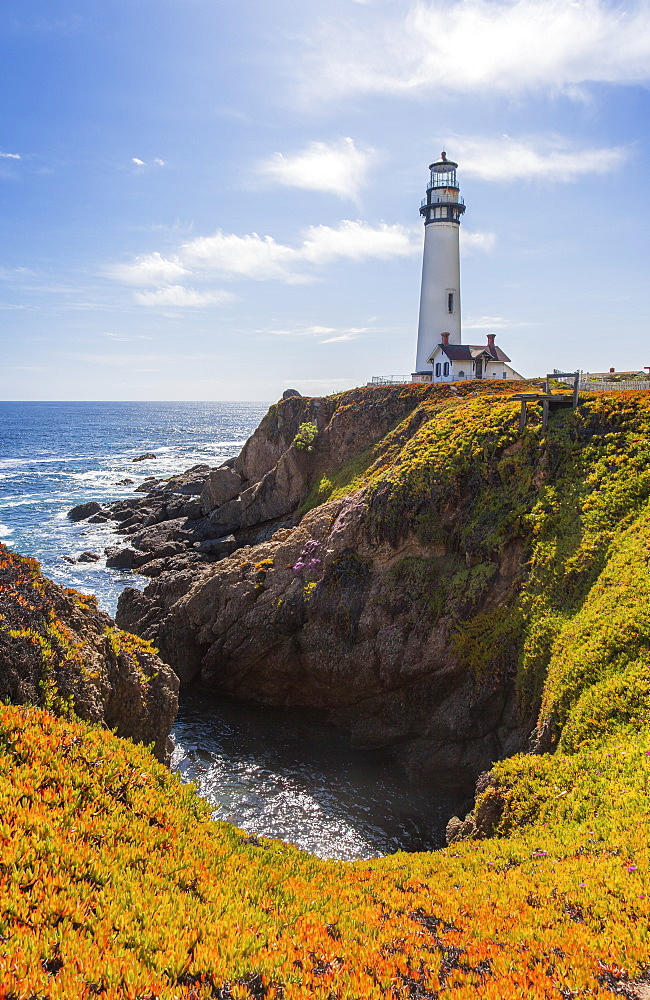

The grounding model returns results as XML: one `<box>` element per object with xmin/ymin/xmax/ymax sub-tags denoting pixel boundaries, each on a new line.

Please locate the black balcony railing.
<box><xmin>421</xmin><ymin>193</ymin><xmax>465</xmax><ymax>208</ymax></box>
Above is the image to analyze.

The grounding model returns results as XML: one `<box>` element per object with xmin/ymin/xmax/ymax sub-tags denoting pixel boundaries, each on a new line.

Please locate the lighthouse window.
<box><xmin>435</xmin><ymin>363</ymin><xmax>441</xmax><ymax>377</ymax></box>
<box><xmin>447</xmin><ymin>292</ymin><xmax>454</xmax><ymax>314</ymax></box>
<box><xmin>443</xmin><ymin>362</ymin><xmax>449</xmax><ymax>377</ymax></box>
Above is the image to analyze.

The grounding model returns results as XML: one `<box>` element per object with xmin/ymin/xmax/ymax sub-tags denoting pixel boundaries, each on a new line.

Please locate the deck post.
<box><xmin>519</xmin><ymin>400</ymin><xmax>527</xmax><ymax>433</ymax></box>
<box><xmin>542</xmin><ymin>398</ymin><xmax>550</xmax><ymax>432</ymax></box>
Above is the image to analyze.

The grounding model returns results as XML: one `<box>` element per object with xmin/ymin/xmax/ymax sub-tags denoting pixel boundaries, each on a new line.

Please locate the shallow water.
<box><xmin>0</xmin><ymin>401</ymin><xmax>459</xmax><ymax>859</ymax></box>
<box><xmin>172</xmin><ymin>689</ymin><xmax>460</xmax><ymax>860</ymax></box>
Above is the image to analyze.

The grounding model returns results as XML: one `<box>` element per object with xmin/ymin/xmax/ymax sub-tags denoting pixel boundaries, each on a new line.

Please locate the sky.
<box><xmin>1</xmin><ymin>0</ymin><xmax>649</xmax><ymax>401</ymax></box>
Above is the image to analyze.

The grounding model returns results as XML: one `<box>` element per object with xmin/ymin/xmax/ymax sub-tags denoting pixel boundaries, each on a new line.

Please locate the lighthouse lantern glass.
<box><xmin>429</xmin><ymin>166</ymin><xmax>457</xmax><ymax>190</ymax></box>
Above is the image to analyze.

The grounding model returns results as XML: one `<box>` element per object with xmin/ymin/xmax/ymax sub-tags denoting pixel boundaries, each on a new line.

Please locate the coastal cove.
<box><xmin>0</xmin><ymin>399</ymin><xmax>463</xmax><ymax>859</ymax></box>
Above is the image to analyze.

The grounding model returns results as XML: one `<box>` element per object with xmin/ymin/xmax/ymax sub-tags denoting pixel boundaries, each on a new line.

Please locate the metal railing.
<box><xmin>421</xmin><ymin>193</ymin><xmax>465</xmax><ymax>208</ymax></box>
<box><xmin>556</xmin><ymin>377</ymin><xmax>650</xmax><ymax>392</ymax></box>
<box><xmin>368</xmin><ymin>376</ymin><xmax>413</xmax><ymax>386</ymax></box>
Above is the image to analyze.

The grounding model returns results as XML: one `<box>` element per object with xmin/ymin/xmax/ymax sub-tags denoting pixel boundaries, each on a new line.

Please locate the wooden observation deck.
<box><xmin>510</xmin><ymin>372</ymin><xmax>580</xmax><ymax>433</ymax></box>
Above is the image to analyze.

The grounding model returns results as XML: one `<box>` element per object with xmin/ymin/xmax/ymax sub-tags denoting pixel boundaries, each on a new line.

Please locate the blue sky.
<box><xmin>1</xmin><ymin>0</ymin><xmax>649</xmax><ymax>400</ymax></box>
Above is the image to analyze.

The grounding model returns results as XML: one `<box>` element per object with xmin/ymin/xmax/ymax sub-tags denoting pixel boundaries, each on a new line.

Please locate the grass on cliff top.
<box><xmin>0</xmin><ymin>702</ymin><xmax>649</xmax><ymax>999</ymax></box>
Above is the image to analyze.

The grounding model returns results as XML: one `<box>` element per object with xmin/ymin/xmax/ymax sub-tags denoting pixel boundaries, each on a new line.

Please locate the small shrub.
<box><xmin>293</xmin><ymin>421</ymin><xmax>318</xmax><ymax>451</ymax></box>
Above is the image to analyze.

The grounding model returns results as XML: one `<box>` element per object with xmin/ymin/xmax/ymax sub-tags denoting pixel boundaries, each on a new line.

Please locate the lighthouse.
<box><xmin>413</xmin><ymin>152</ymin><xmax>465</xmax><ymax>377</ymax></box>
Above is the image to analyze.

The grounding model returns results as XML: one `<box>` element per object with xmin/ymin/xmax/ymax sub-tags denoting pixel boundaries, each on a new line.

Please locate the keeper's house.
<box><xmin>426</xmin><ymin>332</ymin><xmax>524</xmax><ymax>384</ymax></box>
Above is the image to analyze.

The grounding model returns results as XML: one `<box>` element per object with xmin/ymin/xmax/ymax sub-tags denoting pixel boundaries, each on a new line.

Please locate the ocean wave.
<box><xmin>0</xmin><ymin>523</ymin><xmax>13</xmax><ymax>537</ymax></box>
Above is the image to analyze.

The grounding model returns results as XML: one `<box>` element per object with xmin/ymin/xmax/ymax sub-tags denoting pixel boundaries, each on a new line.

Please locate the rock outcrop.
<box><xmin>0</xmin><ymin>543</ymin><xmax>178</xmax><ymax>762</ymax></box>
<box><xmin>105</xmin><ymin>381</ymin><xmax>550</xmax><ymax>788</ymax></box>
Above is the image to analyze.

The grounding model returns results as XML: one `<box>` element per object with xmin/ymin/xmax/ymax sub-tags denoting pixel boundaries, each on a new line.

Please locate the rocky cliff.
<box><xmin>104</xmin><ymin>380</ymin><xmax>537</xmax><ymax>788</ymax></box>
<box><xmin>69</xmin><ymin>379</ymin><xmax>650</xmax><ymax>796</ymax></box>
<box><xmin>0</xmin><ymin>544</ymin><xmax>178</xmax><ymax>762</ymax></box>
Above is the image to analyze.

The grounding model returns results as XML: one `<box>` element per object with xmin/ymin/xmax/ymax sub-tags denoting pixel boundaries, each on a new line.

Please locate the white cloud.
<box><xmin>182</xmin><ymin>231</ymin><xmax>302</xmax><ymax>282</ymax></box>
<box><xmin>110</xmin><ymin>221</ymin><xmax>419</xmax><ymax>307</ymax></box>
<box><xmin>460</xmin><ymin>230</ymin><xmax>496</xmax><ymax>255</ymax></box>
<box><xmin>452</xmin><ymin>134</ymin><xmax>629</xmax><ymax>181</ymax></box>
<box><xmin>303</xmin><ymin>0</ymin><xmax>650</xmax><ymax>99</ymax></box>
<box><xmin>259</xmin><ymin>138</ymin><xmax>372</xmax><ymax>201</ymax></box>
<box><xmin>0</xmin><ymin>152</ymin><xmax>20</xmax><ymax>159</ymax></box>
<box><xmin>131</xmin><ymin>157</ymin><xmax>165</xmax><ymax>167</ymax></box>
<box><xmin>301</xmin><ymin>221</ymin><xmax>416</xmax><ymax>265</ymax></box>
<box><xmin>134</xmin><ymin>285</ymin><xmax>235</xmax><ymax>308</ymax></box>
<box><xmin>265</xmin><ymin>324</ymin><xmax>371</xmax><ymax>342</ymax></box>
<box><xmin>109</xmin><ymin>252</ymin><xmax>188</xmax><ymax>286</ymax></box>
<box><xmin>181</xmin><ymin>221</ymin><xmax>417</xmax><ymax>282</ymax></box>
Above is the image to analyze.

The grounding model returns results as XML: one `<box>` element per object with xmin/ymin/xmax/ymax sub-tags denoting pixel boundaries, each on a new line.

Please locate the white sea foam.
<box><xmin>0</xmin><ymin>523</ymin><xmax>13</xmax><ymax>537</ymax></box>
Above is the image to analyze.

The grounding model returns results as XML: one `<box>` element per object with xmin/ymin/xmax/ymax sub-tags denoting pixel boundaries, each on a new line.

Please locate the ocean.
<box><xmin>0</xmin><ymin>400</ymin><xmax>458</xmax><ymax>859</ymax></box>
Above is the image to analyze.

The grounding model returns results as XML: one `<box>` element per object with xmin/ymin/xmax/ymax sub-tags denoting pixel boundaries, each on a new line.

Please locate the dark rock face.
<box><xmin>132</xmin><ymin>452</ymin><xmax>157</xmax><ymax>462</ymax></box>
<box><xmin>445</xmin><ymin>772</ymin><xmax>505</xmax><ymax>844</ymax></box>
<box><xmin>117</xmin><ymin>490</ymin><xmax>522</xmax><ymax>787</ymax></box>
<box><xmin>68</xmin><ymin>501</ymin><xmax>102</xmax><ymax>521</ymax></box>
<box><xmin>0</xmin><ymin>544</ymin><xmax>178</xmax><ymax>763</ymax></box>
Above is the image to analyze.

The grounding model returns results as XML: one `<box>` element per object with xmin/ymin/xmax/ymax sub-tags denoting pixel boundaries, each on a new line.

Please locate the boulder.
<box><xmin>68</xmin><ymin>501</ymin><xmax>102</xmax><ymax>522</ymax></box>
<box><xmin>196</xmin><ymin>535</ymin><xmax>239</xmax><ymax>557</ymax></box>
<box><xmin>88</xmin><ymin>513</ymin><xmax>109</xmax><ymax>524</ymax></box>
<box><xmin>77</xmin><ymin>551</ymin><xmax>101</xmax><ymax>563</ymax></box>
<box><xmin>105</xmin><ymin>546</ymin><xmax>151</xmax><ymax>570</ymax></box>
<box><xmin>200</xmin><ymin>466</ymin><xmax>244</xmax><ymax>513</ymax></box>
<box><xmin>282</xmin><ymin>388</ymin><xmax>302</xmax><ymax>399</ymax></box>
<box><xmin>209</xmin><ymin>497</ymin><xmax>244</xmax><ymax>530</ymax></box>
<box><xmin>135</xmin><ymin>477</ymin><xmax>164</xmax><ymax>492</ymax></box>
<box><xmin>165</xmin><ymin>465</ymin><xmax>213</xmax><ymax>496</ymax></box>
<box><xmin>132</xmin><ymin>452</ymin><xmax>157</xmax><ymax>463</ymax></box>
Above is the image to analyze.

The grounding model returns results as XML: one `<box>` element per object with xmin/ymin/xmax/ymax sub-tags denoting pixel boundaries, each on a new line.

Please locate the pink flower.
<box><xmin>626</xmin><ymin>865</ymin><xmax>638</xmax><ymax>872</ymax></box>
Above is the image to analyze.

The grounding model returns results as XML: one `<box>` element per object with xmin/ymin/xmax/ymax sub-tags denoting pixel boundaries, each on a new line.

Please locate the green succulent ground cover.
<box><xmin>1</xmin><ymin>382</ymin><xmax>649</xmax><ymax>997</ymax></box>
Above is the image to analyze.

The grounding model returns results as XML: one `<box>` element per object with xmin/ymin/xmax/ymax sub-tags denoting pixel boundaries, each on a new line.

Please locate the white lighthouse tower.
<box><xmin>413</xmin><ymin>152</ymin><xmax>465</xmax><ymax>377</ymax></box>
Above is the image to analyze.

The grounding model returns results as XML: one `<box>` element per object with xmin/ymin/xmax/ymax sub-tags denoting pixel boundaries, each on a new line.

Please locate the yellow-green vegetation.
<box><xmin>293</xmin><ymin>421</ymin><xmax>319</xmax><ymax>451</ymax></box>
<box><xmin>2</xmin><ymin>383</ymin><xmax>650</xmax><ymax>997</ymax></box>
<box><xmin>0</xmin><ymin>544</ymin><xmax>162</xmax><ymax>716</ymax></box>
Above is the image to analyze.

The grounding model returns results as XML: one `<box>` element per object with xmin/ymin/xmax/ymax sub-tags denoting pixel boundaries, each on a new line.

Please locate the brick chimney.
<box><xmin>487</xmin><ymin>333</ymin><xmax>496</xmax><ymax>348</ymax></box>
<box><xmin>441</xmin><ymin>332</ymin><xmax>450</xmax><ymax>345</ymax></box>
<box><xmin>610</xmin><ymin>367</ymin><xmax>615</xmax><ymax>373</ymax></box>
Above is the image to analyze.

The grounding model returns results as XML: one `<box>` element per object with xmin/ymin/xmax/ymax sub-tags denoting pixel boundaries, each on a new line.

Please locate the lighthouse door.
<box><xmin>475</xmin><ymin>358</ymin><xmax>483</xmax><ymax>379</ymax></box>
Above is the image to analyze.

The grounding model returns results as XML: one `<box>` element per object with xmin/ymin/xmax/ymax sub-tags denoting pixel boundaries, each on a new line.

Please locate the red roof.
<box><xmin>427</xmin><ymin>344</ymin><xmax>512</xmax><ymax>364</ymax></box>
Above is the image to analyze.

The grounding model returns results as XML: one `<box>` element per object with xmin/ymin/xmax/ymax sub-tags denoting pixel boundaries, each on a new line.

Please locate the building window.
<box><xmin>502</xmin><ymin>371</ymin><xmax>507</xmax><ymax>378</ymax></box>
<box><xmin>447</xmin><ymin>292</ymin><xmax>454</xmax><ymax>314</ymax></box>
<box><xmin>435</xmin><ymin>363</ymin><xmax>441</xmax><ymax>377</ymax></box>
<box><xmin>458</xmin><ymin>370</ymin><xmax>465</xmax><ymax>379</ymax></box>
<box><xmin>443</xmin><ymin>362</ymin><xmax>449</xmax><ymax>376</ymax></box>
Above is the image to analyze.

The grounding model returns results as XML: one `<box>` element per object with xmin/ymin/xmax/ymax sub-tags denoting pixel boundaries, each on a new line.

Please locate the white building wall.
<box><xmin>415</xmin><ymin>222</ymin><xmax>461</xmax><ymax>373</ymax></box>
<box><xmin>428</xmin><ymin>350</ymin><xmax>524</xmax><ymax>383</ymax></box>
